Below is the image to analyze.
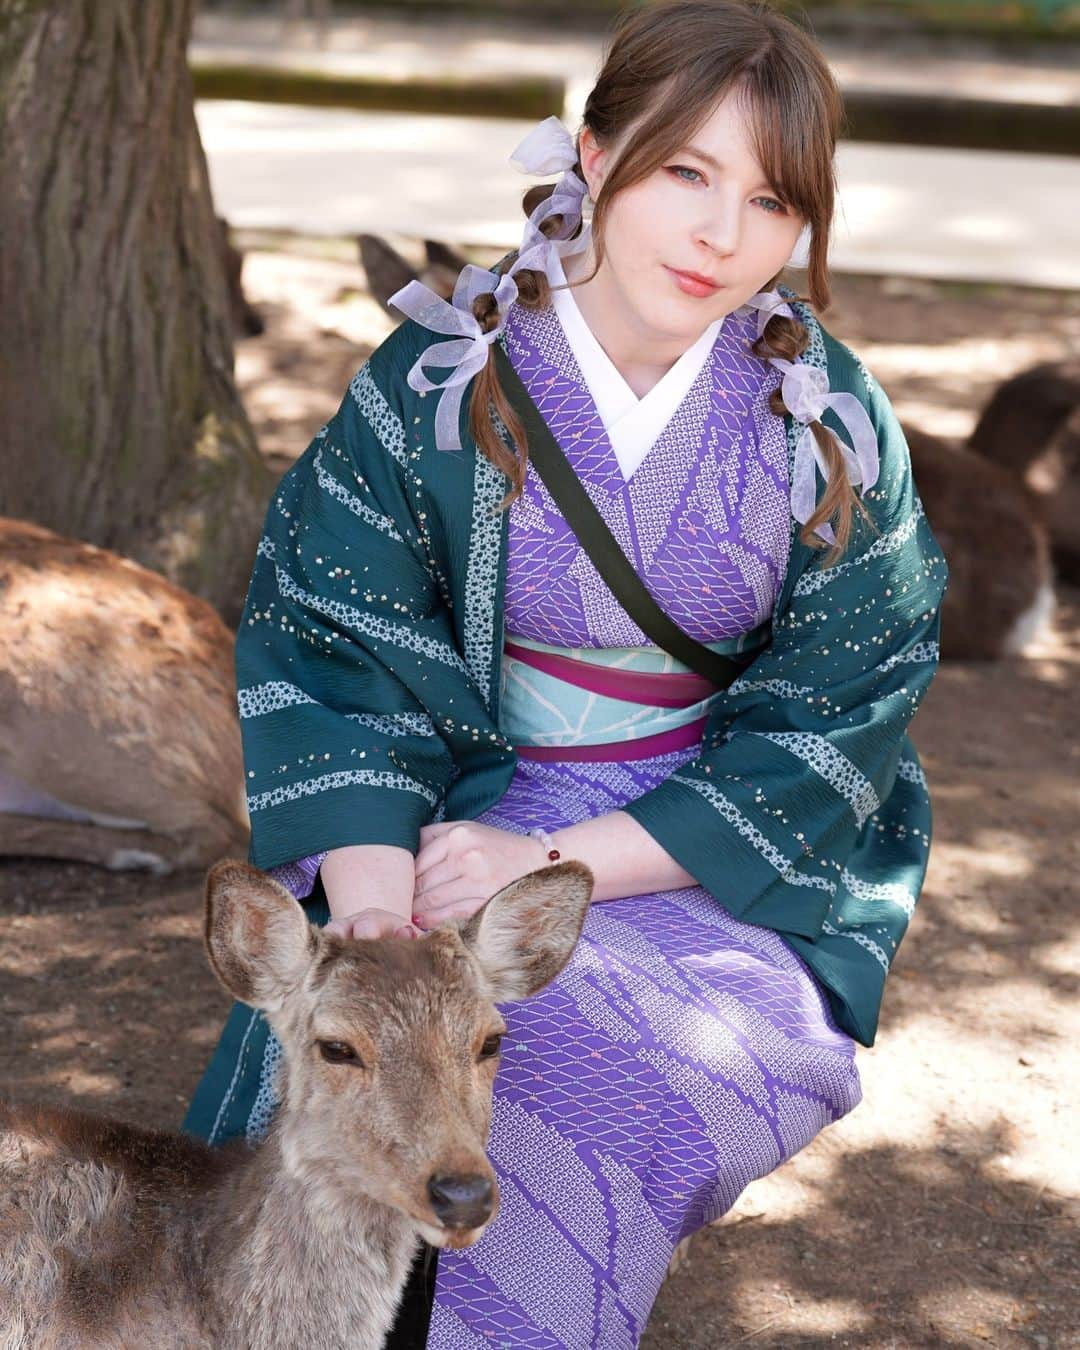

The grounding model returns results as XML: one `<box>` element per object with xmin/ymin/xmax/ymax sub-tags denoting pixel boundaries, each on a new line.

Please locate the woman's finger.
<box><xmin>417</xmin><ymin>821</ymin><xmax>457</xmax><ymax>847</ymax></box>
<box><xmin>418</xmin><ymin>898</ymin><xmax>487</xmax><ymax>928</ymax></box>
<box><xmin>414</xmin><ymin>880</ymin><xmax>487</xmax><ymax>921</ymax></box>
<box><xmin>326</xmin><ymin>909</ymin><xmax>419</xmax><ymax>941</ymax></box>
<box><xmin>345</xmin><ymin>913</ymin><xmax>389</xmax><ymax>940</ymax></box>
<box><xmin>413</xmin><ymin>858</ymin><xmax>462</xmax><ymax>897</ymax></box>
<box><xmin>414</xmin><ymin>832</ymin><xmax>452</xmax><ymax>878</ymax></box>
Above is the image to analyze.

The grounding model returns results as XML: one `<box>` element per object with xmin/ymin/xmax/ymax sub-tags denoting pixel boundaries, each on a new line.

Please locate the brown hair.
<box><xmin>466</xmin><ymin>0</ymin><xmax>870</xmax><ymax>565</ymax></box>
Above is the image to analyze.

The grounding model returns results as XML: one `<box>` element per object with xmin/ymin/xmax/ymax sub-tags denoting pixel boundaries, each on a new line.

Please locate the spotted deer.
<box><xmin>0</xmin><ymin>857</ymin><xmax>594</xmax><ymax>1349</ymax></box>
<box><xmin>0</xmin><ymin>517</ymin><xmax>248</xmax><ymax>872</ymax></box>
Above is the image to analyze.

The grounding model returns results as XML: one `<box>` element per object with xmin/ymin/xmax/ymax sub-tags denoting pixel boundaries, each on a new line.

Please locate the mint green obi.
<box><xmin>500</xmin><ymin>625</ymin><xmax>772</xmax><ymax>758</ymax></box>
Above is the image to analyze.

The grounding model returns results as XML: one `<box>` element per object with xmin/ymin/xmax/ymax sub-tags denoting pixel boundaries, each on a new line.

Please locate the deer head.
<box><xmin>204</xmin><ymin>858</ymin><xmax>593</xmax><ymax>1248</ymax></box>
<box><xmin>358</xmin><ymin>234</ymin><xmax>470</xmax><ymax>315</ymax></box>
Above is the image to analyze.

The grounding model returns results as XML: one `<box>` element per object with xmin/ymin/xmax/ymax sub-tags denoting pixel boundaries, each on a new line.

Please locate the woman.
<box><xmin>185</xmin><ymin>1</ymin><xmax>947</xmax><ymax>1343</ymax></box>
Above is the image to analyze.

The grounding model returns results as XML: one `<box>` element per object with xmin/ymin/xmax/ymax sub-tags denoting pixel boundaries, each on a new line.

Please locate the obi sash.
<box><xmin>500</xmin><ymin>624</ymin><xmax>771</xmax><ymax>763</ymax></box>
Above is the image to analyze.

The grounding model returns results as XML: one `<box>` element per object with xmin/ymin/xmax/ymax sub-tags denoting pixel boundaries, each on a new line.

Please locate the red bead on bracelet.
<box><xmin>530</xmin><ymin>827</ymin><xmax>561</xmax><ymax>864</ymax></box>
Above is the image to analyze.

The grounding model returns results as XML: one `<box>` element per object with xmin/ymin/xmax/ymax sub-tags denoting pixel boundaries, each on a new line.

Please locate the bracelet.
<box><xmin>529</xmin><ymin>827</ymin><xmax>562</xmax><ymax>863</ymax></box>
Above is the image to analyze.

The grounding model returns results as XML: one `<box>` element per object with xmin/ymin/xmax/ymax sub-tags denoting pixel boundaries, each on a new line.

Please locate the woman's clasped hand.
<box><xmin>323</xmin><ymin>905</ymin><xmax>423</xmax><ymax>942</ymax></box>
<box><xmin>320</xmin><ymin>823</ymin><xmax>550</xmax><ymax>943</ymax></box>
<box><xmin>410</xmin><ymin>821</ymin><xmax>551</xmax><ymax>930</ymax></box>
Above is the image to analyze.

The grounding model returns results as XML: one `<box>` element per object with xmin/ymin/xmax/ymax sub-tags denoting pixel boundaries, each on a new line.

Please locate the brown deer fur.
<box><xmin>0</xmin><ymin>517</ymin><xmax>248</xmax><ymax>871</ymax></box>
<box><xmin>904</xmin><ymin>428</ymin><xmax>1053</xmax><ymax>660</ymax></box>
<box><xmin>968</xmin><ymin>359</ymin><xmax>1080</xmax><ymax>585</ymax></box>
<box><xmin>218</xmin><ymin>216</ymin><xmax>265</xmax><ymax>339</ymax></box>
<box><xmin>0</xmin><ymin>859</ymin><xmax>594</xmax><ymax>1349</ymax></box>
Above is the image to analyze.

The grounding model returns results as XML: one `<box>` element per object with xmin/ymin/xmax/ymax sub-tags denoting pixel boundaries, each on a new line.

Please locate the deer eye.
<box><xmin>318</xmin><ymin>1040</ymin><xmax>362</xmax><ymax>1066</ymax></box>
<box><xmin>479</xmin><ymin>1034</ymin><xmax>503</xmax><ymax>1061</ymax></box>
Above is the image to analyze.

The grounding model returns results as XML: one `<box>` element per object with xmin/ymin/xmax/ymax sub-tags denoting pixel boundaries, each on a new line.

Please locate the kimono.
<box><xmin>184</xmin><ymin>264</ymin><xmax>946</xmax><ymax>1347</ymax></box>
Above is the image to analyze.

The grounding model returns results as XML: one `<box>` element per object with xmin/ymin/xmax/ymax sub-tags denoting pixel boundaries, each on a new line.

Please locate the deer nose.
<box><xmin>427</xmin><ymin>1174</ymin><xmax>495</xmax><ymax>1229</ymax></box>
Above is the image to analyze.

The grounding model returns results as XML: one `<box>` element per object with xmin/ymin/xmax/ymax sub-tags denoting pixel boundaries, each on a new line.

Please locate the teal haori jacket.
<box><xmin>234</xmin><ymin>289</ymin><xmax>948</xmax><ymax>1048</ymax></box>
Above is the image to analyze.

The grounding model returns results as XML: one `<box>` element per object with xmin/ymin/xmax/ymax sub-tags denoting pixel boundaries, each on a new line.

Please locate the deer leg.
<box><xmin>0</xmin><ymin>767</ymin><xmax>148</xmax><ymax>829</ymax></box>
<box><xmin>0</xmin><ymin>814</ymin><xmax>187</xmax><ymax>874</ymax></box>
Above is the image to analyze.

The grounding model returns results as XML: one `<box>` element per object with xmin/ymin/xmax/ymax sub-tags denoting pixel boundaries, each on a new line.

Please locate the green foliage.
<box><xmin>191</xmin><ymin>63</ymin><xmax>563</xmax><ymax>120</ymax></box>
<box><xmin>263</xmin><ymin>0</ymin><xmax>1078</xmax><ymax>39</ymax></box>
<box><xmin>792</xmin><ymin>0</ymin><xmax>1078</xmax><ymax>33</ymax></box>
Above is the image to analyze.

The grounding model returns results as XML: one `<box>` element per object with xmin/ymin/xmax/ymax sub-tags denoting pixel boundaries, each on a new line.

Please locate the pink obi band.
<box><xmin>504</xmin><ymin>640</ymin><xmax>718</xmax><ymax>763</ymax></box>
<box><xmin>503</xmin><ymin>641</ymin><xmax>717</xmax><ymax>707</ymax></box>
<box><xmin>514</xmin><ymin>716</ymin><xmax>709</xmax><ymax>762</ymax></box>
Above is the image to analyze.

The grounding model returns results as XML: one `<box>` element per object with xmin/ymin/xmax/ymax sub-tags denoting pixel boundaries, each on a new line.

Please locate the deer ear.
<box><xmin>457</xmin><ymin>861</ymin><xmax>593</xmax><ymax>1003</ymax></box>
<box><xmin>204</xmin><ymin>860</ymin><xmax>317</xmax><ymax>1012</ymax></box>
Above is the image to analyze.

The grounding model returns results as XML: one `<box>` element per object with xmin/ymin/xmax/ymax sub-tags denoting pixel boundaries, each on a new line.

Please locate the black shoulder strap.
<box><xmin>492</xmin><ymin>342</ymin><xmax>757</xmax><ymax>690</ymax></box>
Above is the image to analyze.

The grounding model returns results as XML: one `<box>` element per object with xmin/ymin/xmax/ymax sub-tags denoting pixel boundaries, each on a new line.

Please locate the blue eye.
<box><xmin>667</xmin><ymin>165</ymin><xmax>704</xmax><ymax>184</ymax></box>
<box><xmin>666</xmin><ymin>166</ymin><xmax>787</xmax><ymax>215</ymax></box>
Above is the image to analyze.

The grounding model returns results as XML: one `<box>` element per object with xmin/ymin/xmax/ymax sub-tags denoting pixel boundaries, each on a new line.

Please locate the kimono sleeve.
<box><xmin>235</xmin><ymin>328</ymin><xmax>462</xmax><ymax>870</ymax></box>
<box><xmin>622</xmin><ymin>336</ymin><xmax>948</xmax><ymax>984</ymax></box>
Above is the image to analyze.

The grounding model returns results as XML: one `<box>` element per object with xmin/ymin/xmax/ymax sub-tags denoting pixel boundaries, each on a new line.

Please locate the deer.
<box><xmin>967</xmin><ymin>358</ymin><xmax>1080</xmax><ymax>586</ymax></box>
<box><xmin>358</xmin><ymin>233</ymin><xmax>469</xmax><ymax>321</ymax></box>
<box><xmin>0</xmin><ymin>856</ymin><xmax>595</xmax><ymax>1349</ymax></box>
<box><xmin>359</xmin><ymin>232</ymin><xmax>1055</xmax><ymax>661</ymax></box>
<box><xmin>0</xmin><ymin>517</ymin><xmax>248</xmax><ymax>873</ymax></box>
<box><xmin>218</xmin><ymin>216</ymin><xmax>265</xmax><ymax>339</ymax></box>
<box><xmin>0</xmin><ymin>219</ymin><xmax>276</xmax><ymax>873</ymax></box>
<box><xmin>903</xmin><ymin>427</ymin><xmax>1054</xmax><ymax>660</ymax></box>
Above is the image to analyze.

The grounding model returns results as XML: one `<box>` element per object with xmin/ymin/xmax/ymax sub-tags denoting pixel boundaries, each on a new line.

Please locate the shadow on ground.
<box><xmin>648</xmin><ymin>1122</ymin><xmax>1074</xmax><ymax>1348</ymax></box>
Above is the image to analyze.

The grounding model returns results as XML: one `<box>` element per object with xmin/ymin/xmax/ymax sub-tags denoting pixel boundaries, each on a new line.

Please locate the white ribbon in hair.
<box><xmin>386</xmin><ymin>121</ymin><xmax>878</xmax><ymax>545</ymax></box>
<box><xmin>386</xmin><ymin>115</ymin><xmax>589</xmax><ymax>451</ymax></box>
<box><xmin>743</xmin><ymin>290</ymin><xmax>879</xmax><ymax>544</ymax></box>
<box><xmin>387</xmin><ymin>265</ymin><xmax>519</xmax><ymax>453</ymax></box>
<box><xmin>511</xmin><ymin>115</ymin><xmax>591</xmax><ymax>273</ymax></box>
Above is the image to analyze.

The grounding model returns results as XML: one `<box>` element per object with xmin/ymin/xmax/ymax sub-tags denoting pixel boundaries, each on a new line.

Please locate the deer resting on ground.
<box><xmin>0</xmin><ymin>857</ymin><xmax>594</xmax><ymax>1349</ymax></box>
<box><xmin>0</xmin><ymin>517</ymin><xmax>248</xmax><ymax>872</ymax></box>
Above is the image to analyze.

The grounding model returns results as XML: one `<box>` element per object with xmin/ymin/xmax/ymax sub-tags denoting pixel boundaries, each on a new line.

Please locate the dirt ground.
<box><xmin>1</xmin><ymin>242</ymin><xmax>1077</xmax><ymax>1348</ymax></box>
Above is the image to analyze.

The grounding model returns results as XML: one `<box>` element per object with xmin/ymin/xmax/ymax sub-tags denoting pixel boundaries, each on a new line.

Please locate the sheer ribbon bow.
<box><xmin>385</xmin><ymin>116</ymin><xmax>879</xmax><ymax>545</ymax></box>
<box><xmin>386</xmin><ymin>116</ymin><xmax>588</xmax><ymax>451</ymax></box>
<box><xmin>742</xmin><ymin>291</ymin><xmax>879</xmax><ymax>544</ymax></box>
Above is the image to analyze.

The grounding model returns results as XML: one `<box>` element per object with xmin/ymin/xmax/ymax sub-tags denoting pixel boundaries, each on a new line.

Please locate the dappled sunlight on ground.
<box><xmin>650</xmin><ymin>1117</ymin><xmax>1074</xmax><ymax>1347</ymax></box>
<box><xmin>232</xmin><ymin>244</ymin><xmax>395</xmax><ymax>468</ymax></box>
<box><xmin>644</xmin><ymin>583</ymin><xmax>1079</xmax><ymax>1343</ymax></box>
<box><xmin>862</xmin><ymin>333</ymin><xmax>1073</xmax><ymax>439</ymax></box>
<box><xmin>0</xmin><ymin>864</ymin><xmax>228</xmax><ymax>1119</ymax></box>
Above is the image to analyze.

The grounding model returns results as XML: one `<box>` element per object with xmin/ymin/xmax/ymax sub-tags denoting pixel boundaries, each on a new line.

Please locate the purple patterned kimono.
<box><xmin>275</xmin><ymin>296</ymin><xmax>862</xmax><ymax>1346</ymax></box>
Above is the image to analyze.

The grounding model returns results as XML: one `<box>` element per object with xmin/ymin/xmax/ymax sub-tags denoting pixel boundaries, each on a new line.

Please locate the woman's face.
<box><xmin>575</xmin><ymin>88</ymin><xmax>807</xmax><ymax>352</ymax></box>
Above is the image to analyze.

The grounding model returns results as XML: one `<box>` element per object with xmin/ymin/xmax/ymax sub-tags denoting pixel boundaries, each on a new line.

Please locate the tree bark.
<box><xmin>0</xmin><ymin>0</ymin><xmax>271</xmax><ymax>623</ymax></box>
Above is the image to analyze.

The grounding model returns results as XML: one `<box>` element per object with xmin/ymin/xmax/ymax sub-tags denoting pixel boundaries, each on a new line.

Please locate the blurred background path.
<box><xmin>190</xmin><ymin>8</ymin><xmax>1080</xmax><ymax>288</ymax></box>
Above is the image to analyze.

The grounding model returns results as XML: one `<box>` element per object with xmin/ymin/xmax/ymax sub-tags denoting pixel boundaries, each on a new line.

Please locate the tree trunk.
<box><xmin>0</xmin><ymin>1</ymin><xmax>271</xmax><ymax>624</ymax></box>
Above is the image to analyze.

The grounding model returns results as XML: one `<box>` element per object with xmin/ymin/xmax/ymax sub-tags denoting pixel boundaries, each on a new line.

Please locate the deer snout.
<box><xmin>427</xmin><ymin>1173</ymin><xmax>495</xmax><ymax>1230</ymax></box>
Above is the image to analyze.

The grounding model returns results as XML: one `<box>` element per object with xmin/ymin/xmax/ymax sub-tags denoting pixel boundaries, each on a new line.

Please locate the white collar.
<box><xmin>546</xmin><ymin>233</ymin><xmax>724</xmax><ymax>482</ymax></box>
